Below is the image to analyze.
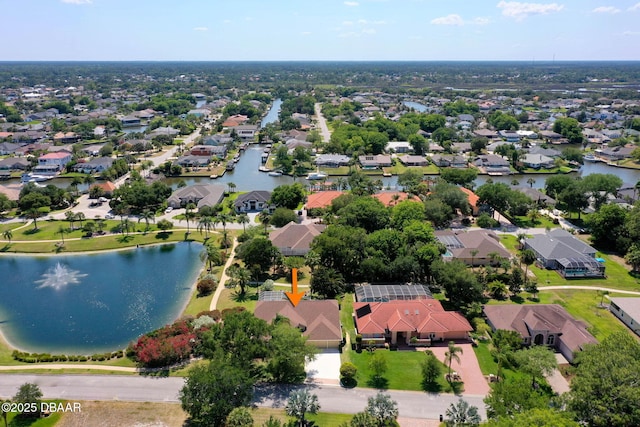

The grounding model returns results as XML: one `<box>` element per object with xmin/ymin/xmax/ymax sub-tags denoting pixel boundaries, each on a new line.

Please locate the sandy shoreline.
<box><xmin>0</xmin><ymin>241</ymin><xmax>206</xmax><ymax>358</ymax></box>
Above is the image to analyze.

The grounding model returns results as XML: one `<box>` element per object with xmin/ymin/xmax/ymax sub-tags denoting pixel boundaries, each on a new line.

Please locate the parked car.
<box><xmin>164</xmin><ymin>207</ymin><xmax>173</xmax><ymax>214</ymax></box>
<box><xmin>105</xmin><ymin>214</ymin><xmax>115</xmax><ymax>219</ymax></box>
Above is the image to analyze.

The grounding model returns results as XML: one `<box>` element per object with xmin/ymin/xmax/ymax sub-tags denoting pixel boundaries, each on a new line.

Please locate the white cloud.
<box><xmin>362</xmin><ymin>28</ymin><xmax>376</xmax><ymax>34</ymax></box>
<box><xmin>193</xmin><ymin>27</ymin><xmax>208</xmax><ymax>32</ymax></box>
<box><xmin>343</xmin><ymin>20</ymin><xmax>354</xmax><ymax>26</ymax></box>
<box><xmin>497</xmin><ymin>1</ymin><xmax>564</xmax><ymax>20</ymax></box>
<box><xmin>592</xmin><ymin>6</ymin><xmax>620</xmax><ymax>14</ymax></box>
<box><xmin>430</xmin><ymin>14</ymin><xmax>464</xmax><ymax>26</ymax></box>
<box><xmin>61</xmin><ymin>0</ymin><xmax>91</xmax><ymax>4</ymax></box>
<box><xmin>628</xmin><ymin>3</ymin><xmax>640</xmax><ymax>11</ymax></box>
<box><xmin>344</xmin><ymin>1</ymin><xmax>359</xmax><ymax>6</ymax></box>
<box><xmin>223</xmin><ymin>19</ymin><xmax>232</xmax><ymax>24</ymax></box>
<box><xmin>473</xmin><ymin>17</ymin><xmax>491</xmax><ymax>25</ymax></box>
<box><xmin>623</xmin><ymin>30</ymin><xmax>640</xmax><ymax>36</ymax></box>
<box><xmin>301</xmin><ymin>31</ymin><xmax>312</xmax><ymax>36</ymax></box>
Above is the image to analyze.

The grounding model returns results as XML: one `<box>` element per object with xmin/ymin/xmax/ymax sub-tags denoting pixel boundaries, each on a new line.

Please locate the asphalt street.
<box><xmin>0</xmin><ymin>374</ymin><xmax>487</xmax><ymax>420</ymax></box>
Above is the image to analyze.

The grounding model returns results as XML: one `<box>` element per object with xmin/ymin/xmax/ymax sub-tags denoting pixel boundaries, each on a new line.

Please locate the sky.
<box><xmin>2</xmin><ymin>0</ymin><xmax>640</xmax><ymax>61</ymax></box>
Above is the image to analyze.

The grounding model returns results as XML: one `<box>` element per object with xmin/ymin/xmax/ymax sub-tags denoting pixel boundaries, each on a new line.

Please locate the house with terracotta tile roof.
<box><xmin>435</xmin><ymin>229</ymin><xmax>511</xmax><ymax>266</ymax></box>
<box><xmin>254</xmin><ymin>300</ymin><xmax>342</xmax><ymax>348</ymax></box>
<box><xmin>459</xmin><ymin>187</ymin><xmax>480</xmax><ymax>216</ymax></box>
<box><xmin>305</xmin><ymin>191</ymin><xmax>345</xmax><ymax>210</ymax></box>
<box><xmin>353</xmin><ymin>299</ymin><xmax>472</xmax><ymax>346</ymax></box>
<box><xmin>91</xmin><ymin>181</ymin><xmax>116</xmax><ymax>195</ymax></box>
<box><xmin>483</xmin><ymin>304</ymin><xmax>598</xmax><ymax>362</ymax></box>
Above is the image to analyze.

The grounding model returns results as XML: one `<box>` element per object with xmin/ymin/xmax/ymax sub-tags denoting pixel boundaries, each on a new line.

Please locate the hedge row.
<box><xmin>12</xmin><ymin>350</ymin><xmax>124</xmax><ymax>363</ymax></box>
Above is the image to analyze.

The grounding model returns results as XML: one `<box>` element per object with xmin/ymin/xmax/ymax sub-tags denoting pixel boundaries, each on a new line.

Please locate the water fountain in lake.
<box><xmin>35</xmin><ymin>262</ymin><xmax>87</xmax><ymax>290</ymax></box>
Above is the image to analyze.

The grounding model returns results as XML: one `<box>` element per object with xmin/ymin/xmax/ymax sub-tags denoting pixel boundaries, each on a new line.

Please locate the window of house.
<box><xmin>547</xmin><ymin>335</ymin><xmax>555</xmax><ymax>345</ymax></box>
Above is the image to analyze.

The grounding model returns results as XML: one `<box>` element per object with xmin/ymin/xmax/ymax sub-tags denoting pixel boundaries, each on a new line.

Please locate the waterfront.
<box><xmin>0</xmin><ymin>242</ymin><xmax>203</xmax><ymax>354</ymax></box>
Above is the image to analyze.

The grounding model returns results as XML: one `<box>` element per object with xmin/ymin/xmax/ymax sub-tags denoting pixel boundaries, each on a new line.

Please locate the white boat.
<box><xmin>268</xmin><ymin>170</ymin><xmax>283</xmax><ymax>177</ymax></box>
<box><xmin>583</xmin><ymin>155</ymin><xmax>600</xmax><ymax>163</ymax></box>
<box><xmin>306</xmin><ymin>171</ymin><xmax>328</xmax><ymax>180</ymax></box>
<box><xmin>209</xmin><ymin>174</ymin><xmax>218</xmax><ymax>179</ymax></box>
<box><xmin>21</xmin><ymin>173</ymin><xmax>52</xmax><ymax>183</ymax></box>
<box><xmin>258</xmin><ymin>166</ymin><xmax>271</xmax><ymax>172</ymax></box>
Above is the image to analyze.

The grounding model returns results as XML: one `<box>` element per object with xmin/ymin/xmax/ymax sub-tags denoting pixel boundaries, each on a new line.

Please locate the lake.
<box><xmin>0</xmin><ymin>242</ymin><xmax>203</xmax><ymax>354</ymax></box>
<box><xmin>261</xmin><ymin>98</ymin><xmax>282</xmax><ymax>128</ymax></box>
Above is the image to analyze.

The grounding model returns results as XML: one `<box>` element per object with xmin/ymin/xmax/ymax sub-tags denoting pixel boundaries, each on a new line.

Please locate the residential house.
<box><xmin>203</xmin><ymin>135</ymin><xmax>233</xmax><ymax>146</ymax></box>
<box><xmin>190</xmin><ymin>145</ymin><xmax>217</xmax><ymax>156</ymax></box>
<box><xmin>359</xmin><ymin>154</ymin><xmax>392</xmax><ymax>169</ymax></box>
<box><xmin>428</xmin><ymin>144</ymin><xmax>445</xmax><ymax>153</ymax></box>
<box><xmin>234</xmin><ymin>124</ymin><xmax>258</xmax><ymax>140</ymax></box>
<box><xmin>523</xmin><ymin>229</ymin><xmax>604</xmax><ymax>278</ymax></box>
<box><xmin>516</xmin><ymin>187</ymin><xmax>556</xmax><ymax>207</ymax></box>
<box><xmin>0</xmin><ymin>142</ymin><xmax>20</xmax><ymax>155</ymax></box>
<box><xmin>37</xmin><ymin>151</ymin><xmax>72</xmax><ymax>173</ymax></box>
<box><xmin>315</xmin><ymin>154</ymin><xmax>350</xmax><ymax>168</ymax></box>
<box><xmin>148</xmin><ymin>127</ymin><xmax>180</xmax><ymax>138</ymax></box>
<box><xmin>385</xmin><ymin>141</ymin><xmax>412</xmax><ymax>153</ymax></box>
<box><xmin>522</xmin><ymin>153</ymin><xmax>555</xmax><ymax>169</ymax></box>
<box><xmin>269</xmin><ymin>222</ymin><xmax>326</xmax><ymax>256</ymax></box>
<box><xmin>459</xmin><ymin>187</ymin><xmax>480</xmax><ymax>216</ymax></box>
<box><xmin>174</xmin><ymin>156</ymin><xmax>211</xmax><ymax>168</ymax></box>
<box><xmin>436</xmin><ymin>229</ymin><xmax>511</xmax><ymax>266</ymax></box>
<box><xmin>474</xmin><ymin>129</ymin><xmax>499</xmax><ymax>139</ymax></box>
<box><xmin>352</xmin><ymin>299</ymin><xmax>473</xmax><ymax>346</ymax></box>
<box><xmin>539</xmin><ymin>130</ymin><xmax>566</xmax><ymax>144</ymax></box>
<box><xmin>595</xmin><ymin>146</ymin><xmax>634</xmax><ymax>162</ymax></box>
<box><xmin>483</xmin><ymin>304</ymin><xmax>598</xmax><ymax>363</ymax></box>
<box><xmin>53</xmin><ymin>132</ymin><xmax>80</xmax><ymax>144</ymax></box>
<box><xmin>73</xmin><ymin>157</ymin><xmax>114</xmax><ymax>174</ymax></box>
<box><xmin>608</xmin><ymin>297</ymin><xmax>640</xmax><ymax>337</ymax></box>
<box><xmin>398</xmin><ymin>155</ymin><xmax>429</xmax><ymax>166</ymax></box>
<box><xmin>0</xmin><ymin>157</ymin><xmax>30</xmax><ymax>171</ymax></box>
<box><xmin>458</xmin><ymin>114</ymin><xmax>475</xmax><ymax>123</ymax></box>
<box><xmin>120</xmin><ymin>115</ymin><xmax>141</xmax><ymax>127</ymax></box>
<box><xmin>254</xmin><ymin>300</ymin><xmax>341</xmax><ymax>348</ymax></box>
<box><xmin>80</xmin><ymin>144</ymin><xmax>106</xmax><ymax>157</ymax></box>
<box><xmin>431</xmin><ymin>154</ymin><xmax>468</xmax><ymax>168</ymax></box>
<box><xmin>499</xmin><ymin>130</ymin><xmax>521</xmax><ymax>143</ymax></box>
<box><xmin>451</xmin><ymin>142</ymin><xmax>472</xmax><ymax>153</ymax></box>
<box><xmin>305</xmin><ymin>191</ymin><xmax>345</xmax><ymax>210</ymax></box>
<box><xmin>474</xmin><ymin>154</ymin><xmax>511</xmax><ymax>175</ymax></box>
<box><xmin>527</xmin><ymin>146</ymin><xmax>561</xmax><ymax>158</ymax></box>
<box><xmin>233</xmin><ymin>190</ymin><xmax>272</xmax><ymax>213</ymax></box>
<box><xmin>90</xmin><ymin>181</ymin><xmax>116</xmax><ymax>196</ymax></box>
<box><xmin>285</xmin><ymin>139</ymin><xmax>312</xmax><ymax>152</ymax></box>
<box><xmin>167</xmin><ymin>184</ymin><xmax>225</xmax><ymax>209</ymax></box>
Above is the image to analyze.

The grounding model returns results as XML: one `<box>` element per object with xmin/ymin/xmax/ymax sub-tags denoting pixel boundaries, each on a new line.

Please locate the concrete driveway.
<box><xmin>429</xmin><ymin>343</ymin><xmax>490</xmax><ymax>396</ymax></box>
<box><xmin>305</xmin><ymin>349</ymin><xmax>341</xmax><ymax>385</ymax></box>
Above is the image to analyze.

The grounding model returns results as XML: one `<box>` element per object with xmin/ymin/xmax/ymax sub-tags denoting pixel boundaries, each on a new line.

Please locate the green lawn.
<box><xmin>511</xmin><ymin>215</ymin><xmax>556</xmax><ymax>229</ymax></box>
<box><xmin>344</xmin><ymin>348</ymin><xmax>459</xmax><ymax>393</ymax></box>
<box><xmin>4</xmin><ymin>401</ymin><xmax>65</xmax><ymax>427</ymax></box>
<box><xmin>537</xmin><ymin>290</ymin><xmax>628</xmax><ymax>340</ymax></box>
<box><xmin>248</xmin><ymin>407</ymin><xmax>354</xmax><ymax>426</ymax></box>
<box><xmin>215</xmin><ymin>288</ymin><xmax>259</xmax><ymax>312</ymax></box>
<box><xmin>473</xmin><ymin>341</ymin><xmax>496</xmax><ymax>376</ymax></box>
<box><xmin>383</xmin><ymin>163</ymin><xmax>440</xmax><ymax>175</ymax></box>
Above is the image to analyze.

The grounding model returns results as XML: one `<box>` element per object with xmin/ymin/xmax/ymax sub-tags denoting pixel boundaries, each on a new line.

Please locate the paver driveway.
<box><xmin>428</xmin><ymin>342</ymin><xmax>490</xmax><ymax>395</ymax></box>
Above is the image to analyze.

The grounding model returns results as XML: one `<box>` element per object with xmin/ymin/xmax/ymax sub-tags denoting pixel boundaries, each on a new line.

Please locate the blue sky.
<box><xmin>2</xmin><ymin>0</ymin><xmax>640</xmax><ymax>61</ymax></box>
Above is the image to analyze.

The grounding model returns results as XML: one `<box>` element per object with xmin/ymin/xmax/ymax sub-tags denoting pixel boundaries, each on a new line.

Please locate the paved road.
<box><xmin>314</xmin><ymin>103</ymin><xmax>331</xmax><ymax>143</ymax></box>
<box><xmin>0</xmin><ymin>374</ymin><xmax>486</xmax><ymax>420</ymax></box>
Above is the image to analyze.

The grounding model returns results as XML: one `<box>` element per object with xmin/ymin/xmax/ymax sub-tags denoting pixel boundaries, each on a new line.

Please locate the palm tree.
<box><xmin>445</xmin><ymin>341</ymin><xmax>463</xmax><ymax>379</ymax></box>
<box><xmin>95</xmin><ymin>218</ymin><xmax>106</xmax><ymax>234</ymax></box>
<box><xmin>445</xmin><ymin>399</ymin><xmax>481</xmax><ymax>426</ymax></box>
<box><xmin>470</xmin><ymin>249</ymin><xmax>479</xmax><ymax>268</ymax></box>
<box><xmin>516</xmin><ymin>232</ymin><xmax>527</xmax><ymax>250</ymax></box>
<box><xmin>510</xmin><ymin>179</ymin><xmax>520</xmax><ymax>186</ymax></box>
<box><xmin>2</xmin><ymin>229</ymin><xmax>12</xmax><ymax>243</ymax></box>
<box><xmin>199</xmin><ymin>243</ymin><xmax>224</xmax><ymax>270</ymax></box>
<box><xmin>227</xmin><ymin>182</ymin><xmax>236</xmax><ymax>194</ymax></box>
<box><xmin>527</xmin><ymin>177</ymin><xmax>536</xmax><ymax>188</ymax></box>
<box><xmin>65</xmin><ymin>210</ymin><xmax>76</xmax><ymax>230</ymax></box>
<box><xmin>520</xmin><ymin>249</ymin><xmax>537</xmax><ymax>286</ymax></box>
<box><xmin>258</xmin><ymin>209</ymin><xmax>271</xmax><ymax>234</ymax></box>
<box><xmin>227</xmin><ymin>263</ymin><xmax>252</xmax><ymax>295</ymax></box>
<box><xmin>138</xmin><ymin>210</ymin><xmax>155</xmax><ymax>232</ymax></box>
<box><xmin>634</xmin><ymin>180</ymin><xmax>640</xmax><ymax>200</ymax></box>
<box><xmin>217</xmin><ymin>213</ymin><xmax>232</xmax><ymax>235</ymax></box>
<box><xmin>197</xmin><ymin>216</ymin><xmax>213</xmax><ymax>238</ymax></box>
<box><xmin>285</xmin><ymin>390</ymin><xmax>320</xmax><ymax>427</ymax></box>
<box><xmin>184</xmin><ymin>203</ymin><xmax>196</xmax><ymax>233</ymax></box>
<box><xmin>121</xmin><ymin>218</ymin><xmax>132</xmax><ymax>235</ymax></box>
<box><xmin>237</xmin><ymin>213</ymin><xmax>249</xmax><ymax>232</ymax></box>
<box><xmin>57</xmin><ymin>225</ymin><xmax>66</xmax><ymax>244</ymax></box>
<box><xmin>75</xmin><ymin>212</ymin><xmax>86</xmax><ymax>229</ymax></box>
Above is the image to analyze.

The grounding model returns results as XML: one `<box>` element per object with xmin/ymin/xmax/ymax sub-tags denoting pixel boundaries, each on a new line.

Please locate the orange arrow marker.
<box><xmin>285</xmin><ymin>267</ymin><xmax>305</xmax><ymax>307</ymax></box>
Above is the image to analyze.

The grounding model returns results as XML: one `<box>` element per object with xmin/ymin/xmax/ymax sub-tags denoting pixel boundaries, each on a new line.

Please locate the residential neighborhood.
<box><xmin>1</xmin><ymin>61</ymin><xmax>640</xmax><ymax>427</ymax></box>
